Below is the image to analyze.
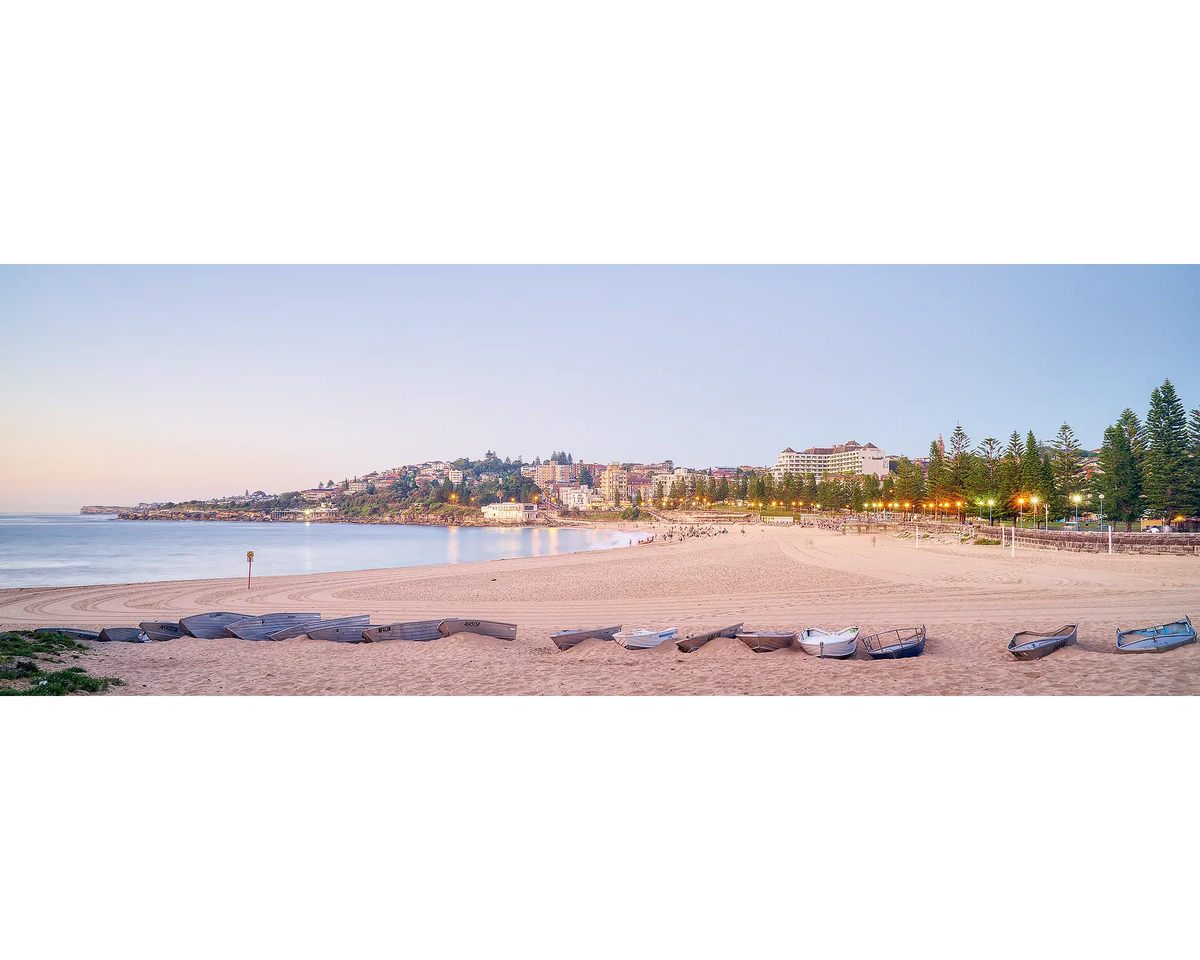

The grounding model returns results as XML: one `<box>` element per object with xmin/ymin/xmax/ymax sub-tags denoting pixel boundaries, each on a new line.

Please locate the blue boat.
<box><xmin>1116</xmin><ymin>616</ymin><xmax>1195</xmax><ymax>654</ymax></box>
<box><xmin>862</xmin><ymin>625</ymin><xmax>926</xmax><ymax>659</ymax></box>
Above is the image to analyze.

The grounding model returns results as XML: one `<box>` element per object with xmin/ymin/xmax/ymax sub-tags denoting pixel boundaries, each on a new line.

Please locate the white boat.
<box><xmin>797</xmin><ymin>626</ymin><xmax>859</xmax><ymax>659</ymax></box>
<box><xmin>613</xmin><ymin>627</ymin><xmax>678</xmax><ymax>650</ymax></box>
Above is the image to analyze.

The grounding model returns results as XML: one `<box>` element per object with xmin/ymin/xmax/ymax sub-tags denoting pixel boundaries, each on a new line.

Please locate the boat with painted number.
<box><xmin>677</xmin><ymin>623</ymin><xmax>744</xmax><ymax>653</ymax></box>
<box><xmin>180</xmin><ymin>612</ymin><xmax>250</xmax><ymax>638</ymax></box>
<box><xmin>1116</xmin><ymin>616</ymin><xmax>1195</xmax><ymax>654</ymax></box>
<box><xmin>436</xmin><ymin>619</ymin><xmax>518</xmax><ymax>641</ymax></box>
<box><xmin>797</xmin><ymin>626</ymin><xmax>859</xmax><ymax>659</ymax></box>
<box><xmin>98</xmin><ymin>627</ymin><xmax>150</xmax><ymax>643</ymax></box>
<box><xmin>225</xmin><ymin>613</ymin><xmax>320</xmax><ymax>641</ymax></box>
<box><xmin>361</xmin><ymin>620</ymin><xmax>450</xmax><ymax>643</ymax></box>
<box><xmin>1008</xmin><ymin>624</ymin><xmax>1078</xmax><ymax>660</ymax></box>
<box><xmin>139</xmin><ymin>620</ymin><xmax>187</xmax><ymax>641</ymax></box>
<box><xmin>551</xmin><ymin>625</ymin><xmax>622</xmax><ymax>651</ymax></box>
<box><xmin>34</xmin><ymin>627</ymin><xmax>100</xmax><ymax>641</ymax></box>
<box><xmin>613</xmin><ymin>627</ymin><xmax>678</xmax><ymax>650</ymax></box>
<box><xmin>861</xmin><ymin>625</ymin><xmax>926</xmax><ymax>659</ymax></box>
<box><xmin>735</xmin><ymin>630</ymin><xmax>797</xmax><ymax>653</ymax></box>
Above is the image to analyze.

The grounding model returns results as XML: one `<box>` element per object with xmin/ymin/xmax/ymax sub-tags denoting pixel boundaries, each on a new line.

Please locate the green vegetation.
<box><xmin>0</xmin><ymin>631</ymin><xmax>124</xmax><ymax>696</ymax></box>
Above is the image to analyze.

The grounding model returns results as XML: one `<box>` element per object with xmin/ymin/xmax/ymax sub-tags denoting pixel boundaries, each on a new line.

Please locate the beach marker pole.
<box><xmin>1011</xmin><ymin>525</ymin><xmax>1015</xmax><ymax>558</ymax></box>
<box><xmin>915</xmin><ymin>524</ymin><xmax>919</xmax><ymax>548</ymax></box>
<box><xmin>1108</xmin><ymin>528</ymin><xmax>1112</xmax><ymax>554</ymax></box>
<box><xmin>247</xmin><ymin>550</ymin><xmax>254</xmax><ymax>589</ymax></box>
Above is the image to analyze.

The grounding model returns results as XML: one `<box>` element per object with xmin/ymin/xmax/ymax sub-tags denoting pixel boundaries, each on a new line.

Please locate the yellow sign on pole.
<box><xmin>247</xmin><ymin>551</ymin><xmax>254</xmax><ymax>561</ymax></box>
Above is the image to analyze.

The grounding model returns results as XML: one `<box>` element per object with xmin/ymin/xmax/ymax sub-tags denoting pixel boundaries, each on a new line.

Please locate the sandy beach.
<box><xmin>2</xmin><ymin>525</ymin><xmax>1198</xmax><ymax>694</ymax></box>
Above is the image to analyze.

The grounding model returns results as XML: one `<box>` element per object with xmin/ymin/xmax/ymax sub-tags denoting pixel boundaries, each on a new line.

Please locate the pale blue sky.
<box><xmin>2</xmin><ymin>266</ymin><xmax>1197</xmax><ymax>511</ymax></box>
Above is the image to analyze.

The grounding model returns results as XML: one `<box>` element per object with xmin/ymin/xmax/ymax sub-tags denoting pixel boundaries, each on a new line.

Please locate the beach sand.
<box><xmin>2</xmin><ymin>525</ymin><xmax>1198</xmax><ymax>694</ymax></box>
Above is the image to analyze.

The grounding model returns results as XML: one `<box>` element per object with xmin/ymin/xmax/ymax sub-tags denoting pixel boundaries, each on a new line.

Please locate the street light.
<box><xmin>1072</xmin><ymin>493</ymin><xmax>1081</xmax><ymax>526</ymax></box>
<box><xmin>1018</xmin><ymin>497</ymin><xmax>1025</xmax><ymax>527</ymax></box>
<box><xmin>1099</xmin><ymin>493</ymin><xmax>1104</xmax><ymax>529</ymax></box>
<box><xmin>987</xmin><ymin>498</ymin><xmax>994</xmax><ymax>525</ymax></box>
<box><xmin>1031</xmin><ymin>496</ymin><xmax>1039</xmax><ymax>530</ymax></box>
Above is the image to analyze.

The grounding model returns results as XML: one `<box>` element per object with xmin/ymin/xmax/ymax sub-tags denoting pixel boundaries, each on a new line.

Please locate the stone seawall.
<box><xmin>890</xmin><ymin>521</ymin><xmax>1200</xmax><ymax>555</ymax></box>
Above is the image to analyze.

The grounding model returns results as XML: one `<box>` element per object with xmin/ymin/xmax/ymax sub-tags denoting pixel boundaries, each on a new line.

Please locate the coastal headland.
<box><xmin>3</xmin><ymin>524</ymin><xmax>1197</xmax><ymax>695</ymax></box>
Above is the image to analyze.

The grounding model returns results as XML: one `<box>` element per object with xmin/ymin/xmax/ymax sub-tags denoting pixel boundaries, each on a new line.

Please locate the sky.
<box><xmin>2</xmin><ymin>265</ymin><xmax>1198</xmax><ymax>512</ymax></box>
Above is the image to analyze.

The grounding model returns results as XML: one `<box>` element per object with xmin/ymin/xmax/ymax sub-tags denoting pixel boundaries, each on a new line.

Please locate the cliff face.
<box><xmin>80</xmin><ymin>506</ymin><xmax>140</xmax><ymax>515</ymax></box>
<box><xmin>114</xmin><ymin>508</ymin><xmax>548</xmax><ymax>527</ymax></box>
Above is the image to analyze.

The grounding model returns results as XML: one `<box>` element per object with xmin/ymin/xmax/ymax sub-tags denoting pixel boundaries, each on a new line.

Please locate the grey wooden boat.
<box><xmin>551</xmin><ymin>625</ymin><xmax>622</xmax><ymax>651</ymax></box>
<box><xmin>1116</xmin><ymin>616</ymin><xmax>1196</xmax><ymax>654</ymax></box>
<box><xmin>1008</xmin><ymin>624</ymin><xmax>1078</xmax><ymax>660</ymax></box>
<box><xmin>361</xmin><ymin>619</ymin><xmax>449</xmax><ymax>642</ymax></box>
<box><xmin>677</xmin><ymin>623</ymin><xmax>744</xmax><ymax>653</ymax></box>
<box><xmin>437</xmin><ymin>619</ymin><xmax>518</xmax><ymax>641</ymax></box>
<box><xmin>226</xmin><ymin>613</ymin><xmax>319</xmax><ymax>641</ymax></box>
<box><xmin>862</xmin><ymin>625</ymin><xmax>926</xmax><ymax>659</ymax></box>
<box><xmin>180</xmin><ymin>612</ymin><xmax>250</xmax><ymax>638</ymax></box>
<box><xmin>269</xmin><ymin>614</ymin><xmax>370</xmax><ymax>641</ymax></box>
<box><xmin>735</xmin><ymin>630</ymin><xmax>797</xmax><ymax>653</ymax></box>
<box><xmin>33</xmin><ymin>627</ymin><xmax>100</xmax><ymax>641</ymax></box>
<box><xmin>309</xmin><ymin>622</ymin><xmax>375</xmax><ymax>643</ymax></box>
<box><xmin>98</xmin><ymin>627</ymin><xmax>150</xmax><ymax>643</ymax></box>
<box><xmin>139</xmin><ymin>620</ymin><xmax>187</xmax><ymax>641</ymax></box>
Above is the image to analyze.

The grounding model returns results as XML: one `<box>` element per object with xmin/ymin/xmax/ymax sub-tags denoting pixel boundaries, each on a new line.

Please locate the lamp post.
<box><xmin>1072</xmin><ymin>493</ymin><xmax>1080</xmax><ymax>526</ymax></box>
<box><xmin>1099</xmin><ymin>493</ymin><xmax>1104</xmax><ymax>529</ymax></box>
<box><xmin>987</xmin><ymin>499</ymin><xmax>994</xmax><ymax>525</ymax></box>
<box><xmin>956</xmin><ymin>501</ymin><xmax>962</xmax><ymax>524</ymax></box>
<box><xmin>1031</xmin><ymin>496</ymin><xmax>1039</xmax><ymax>530</ymax></box>
<box><xmin>1018</xmin><ymin>497</ymin><xmax>1024</xmax><ymax>527</ymax></box>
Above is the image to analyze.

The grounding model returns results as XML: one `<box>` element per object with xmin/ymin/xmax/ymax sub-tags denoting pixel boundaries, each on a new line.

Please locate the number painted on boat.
<box><xmin>465</xmin><ymin>621</ymin><xmax>481</xmax><ymax>627</ymax></box>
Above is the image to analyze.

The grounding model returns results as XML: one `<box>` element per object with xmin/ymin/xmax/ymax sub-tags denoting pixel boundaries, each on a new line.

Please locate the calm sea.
<box><xmin>0</xmin><ymin>515</ymin><xmax>638</xmax><ymax>588</ymax></box>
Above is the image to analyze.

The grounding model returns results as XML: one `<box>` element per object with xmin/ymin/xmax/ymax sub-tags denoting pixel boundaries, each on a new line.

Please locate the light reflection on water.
<box><xmin>0</xmin><ymin>514</ymin><xmax>638</xmax><ymax>588</ymax></box>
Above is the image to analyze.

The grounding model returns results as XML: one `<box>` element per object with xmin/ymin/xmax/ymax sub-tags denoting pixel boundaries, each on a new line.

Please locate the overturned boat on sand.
<box><xmin>180</xmin><ymin>612</ymin><xmax>249</xmax><ymax>638</ymax></box>
<box><xmin>226</xmin><ymin>613</ymin><xmax>320</xmax><ymax>641</ymax></box>
<box><xmin>735</xmin><ymin>630</ymin><xmax>797</xmax><ymax>653</ymax></box>
<box><xmin>437</xmin><ymin>619</ymin><xmax>518</xmax><ymax>641</ymax></box>
<box><xmin>139</xmin><ymin>621</ymin><xmax>187</xmax><ymax>642</ymax></box>
<box><xmin>268</xmin><ymin>614</ymin><xmax>369</xmax><ymax>641</ymax></box>
<box><xmin>1008</xmin><ymin>624</ymin><xmax>1078</xmax><ymax>660</ymax></box>
<box><xmin>34</xmin><ymin>627</ymin><xmax>100</xmax><ymax>641</ymax></box>
<box><xmin>551</xmin><ymin>625</ymin><xmax>622</xmax><ymax>651</ymax></box>
<box><xmin>1116</xmin><ymin>616</ymin><xmax>1195</xmax><ymax>654</ymax></box>
<box><xmin>98</xmin><ymin>627</ymin><xmax>150</xmax><ymax>643</ymax></box>
<box><xmin>309</xmin><ymin>622</ymin><xmax>375</xmax><ymax>643</ymax></box>
<box><xmin>677</xmin><ymin>623</ymin><xmax>744</xmax><ymax>653</ymax></box>
<box><xmin>361</xmin><ymin>620</ymin><xmax>448</xmax><ymax>642</ymax></box>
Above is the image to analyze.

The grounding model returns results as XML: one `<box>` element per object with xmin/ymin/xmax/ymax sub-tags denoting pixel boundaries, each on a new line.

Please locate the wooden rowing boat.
<box><xmin>437</xmin><ymin>619</ymin><xmax>518</xmax><ymax>641</ymax></box>
<box><xmin>1116</xmin><ymin>616</ymin><xmax>1196</xmax><ymax>654</ymax></box>
<box><xmin>180</xmin><ymin>612</ymin><xmax>250</xmax><ymax>638</ymax></box>
<box><xmin>861</xmin><ymin>625</ymin><xmax>926</xmax><ymax>659</ymax></box>
<box><xmin>225</xmin><ymin>613</ymin><xmax>320</xmax><ymax>641</ymax></box>
<box><xmin>1008</xmin><ymin>624</ymin><xmax>1078</xmax><ymax>660</ymax></box>
<box><xmin>550</xmin><ymin>625</ymin><xmax>622</xmax><ymax>651</ymax></box>
<box><xmin>735</xmin><ymin>630</ymin><xmax>796</xmax><ymax>653</ymax></box>
<box><xmin>138</xmin><ymin>620</ymin><xmax>187</xmax><ymax>641</ymax></box>
<box><xmin>677</xmin><ymin>623</ymin><xmax>744</xmax><ymax>653</ymax></box>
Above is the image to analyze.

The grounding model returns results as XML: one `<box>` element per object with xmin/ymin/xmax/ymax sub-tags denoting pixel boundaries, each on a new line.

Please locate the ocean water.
<box><xmin>0</xmin><ymin>514</ymin><xmax>639</xmax><ymax>588</ymax></box>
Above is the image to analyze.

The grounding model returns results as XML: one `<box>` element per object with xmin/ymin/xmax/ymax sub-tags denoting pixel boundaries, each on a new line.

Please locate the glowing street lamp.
<box><xmin>1018</xmin><ymin>497</ymin><xmax>1025</xmax><ymax>527</ymax></box>
<box><xmin>1099</xmin><ymin>493</ymin><xmax>1104</xmax><ymax>528</ymax></box>
<box><xmin>1072</xmin><ymin>493</ymin><xmax>1081</xmax><ymax>526</ymax></box>
<box><xmin>987</xmin><ymin>498</ymin><xmax>994</xmax><ymax>525</ymax></box>
<box><xmin>1031</xmin><ymin>495</ymin><xmax>1039</xmax><ymax>530</ymax></box>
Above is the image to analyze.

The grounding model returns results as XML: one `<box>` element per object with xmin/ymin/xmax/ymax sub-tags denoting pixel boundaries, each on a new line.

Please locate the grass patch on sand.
<box><xmin>0</xmin><ymin>630</ymin><xmax>124</xmax><ymax>696</ymax></box>
<box><xmin>974</xmin><ymin>537</ymin><xmax>1001</xmax><ymax>546</ymax></box>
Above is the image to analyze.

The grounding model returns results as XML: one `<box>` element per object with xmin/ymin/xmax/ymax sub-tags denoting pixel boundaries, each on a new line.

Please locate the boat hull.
<box><xmin>226</xmin><ymin>613</ymin><xmax>320</xmax><ymax>641</ymax></box>
<box><xmin>614</xmin><ymin>628</ymin><xmax>678</xmax><ymax>650</ymax></box>
<box><xmin>33</xmin><ymin>627</ymin><xmax>100</xmax><ymax>641</ymax></box>
<box><xmin>678</xmin><ymin>623</ymin><xmax>745</xmax><ymax>653</ymax></box>
<box><xmin>797</xmin><ymin>627</ymin><xmax>859</xmax><ymax>659</ymax></box>
<box><xmin>98</xmin><ymin>627</ymin><xmax>150</xmax><ymax>643</ymax></box>
<box><xmin>551</xmin><ymin>626</ymin><xmax>622</xmax><ymax>651</ymax></box>
<box><xmin>362</xmin><ymin>620</ymin><xmax>448</xmax><ymax>642</ymax></box>
<box><xmin>734</xmin><ymin>631</ymin><xmax>796</xmax><ymax>654</ymax></box>
<box><xmin>1009</xmin><ymin>624</ymin><xmax>1078</xmax><ymax>660</ymax></box>
<box><xmin>138</xmin><ymin>621</ymin><xmax>186</xmax><ymax>641</ymax></box>
<box><xmin>1116</xmin><ymin>617</ymin><xmax>1196</xmax><ymax>654</ymax></box>
<box><xmin>268</xmin><ymin>614</ymin><xmax>369</xmax><ymax>641</ymax></box>
<box><xmin>863</xmin><ymin>626</ymin><xmax>926</xmax><ymax>660</ymax></box>
<box><xmin>180</xmin><ymin>612</ymin><xmax>249</xmax><ymax>639</ymax></box>
<box><xmin>437</xmin><ymin>619</ymin><xmax>518</xmax><ymax>641</ymax></box>
<box><xmin>309</xmin><ymin>623</ymin><xmax>374</xmax><ymax>643</ymax></box>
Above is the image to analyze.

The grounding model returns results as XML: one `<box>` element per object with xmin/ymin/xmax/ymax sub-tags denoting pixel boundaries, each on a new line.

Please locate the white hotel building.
<box><xmin>771</xmin><ymin>441</ymin><xmax>891</xmax><ymax>481</ymax></box>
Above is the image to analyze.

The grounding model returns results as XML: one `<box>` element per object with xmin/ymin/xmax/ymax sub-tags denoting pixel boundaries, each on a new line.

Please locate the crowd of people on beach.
<box><xmin>657</xmin><ymin>524</ymin><xmax>729</xmax><ymax>542</ymax></box>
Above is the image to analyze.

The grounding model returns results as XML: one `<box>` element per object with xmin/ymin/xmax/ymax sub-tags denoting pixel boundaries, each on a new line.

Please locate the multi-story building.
<box><xmin>771</xmin><ymin>441</ymin><xmax>890</xmax><ymax>481</ymax></box>
<box><xmin>561</xmin><ymin>485</ymin><xmax>593</xmax><ymax>511</ymax></box>
<box><xmin>482</xmin><ymin>502</ymin><xmax>538</xmax><ymax>522</ymax></box>
<box><xmin>302</xmin><ymin>489</ymin><xmax>333</xmax><ymax>502</ymax></box>
<box><xmin>534</xmin><ymin>461</ymin><xmax>579</xmax><ymax>489</ymax></box>
<box><xmin>599</xmin><ymin>464</ymin><xmax>629</xmax><ymax>503</ymax></box>
<box><xmin>447</xmin><ymin>469</ymin><xmax>464</xmax><ymax>484</ymax></box>
<box><xmin>346</xmin><ymin>480</ymin><xmax>371</xmax><ymax>494</ymax></box>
